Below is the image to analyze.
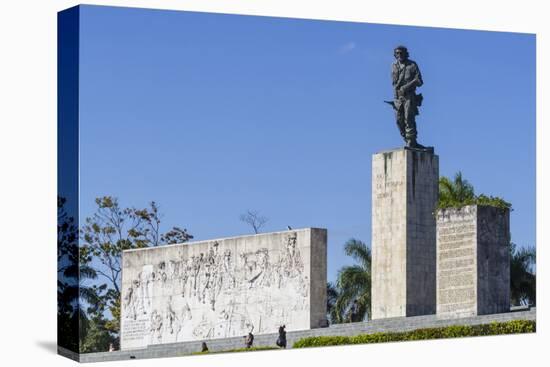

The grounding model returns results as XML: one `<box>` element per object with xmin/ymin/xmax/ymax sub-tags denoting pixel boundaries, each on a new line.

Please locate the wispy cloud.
<box><xmin>339</xmin><ymin>41</ymin><xmax>357</xmax><ymax>54</ymax></box>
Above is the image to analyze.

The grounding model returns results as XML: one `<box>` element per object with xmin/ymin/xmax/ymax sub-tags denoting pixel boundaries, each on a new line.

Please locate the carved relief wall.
<box><xmin>120</xmin><ymin>228</ymin><xmax>327</xmax><ymax>349</ymax></box>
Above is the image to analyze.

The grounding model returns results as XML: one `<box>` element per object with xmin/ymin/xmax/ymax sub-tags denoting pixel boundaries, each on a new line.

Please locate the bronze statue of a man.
<box><xmin>389</xmin><ymin>45</ymin><xmax>429</xmax><ymax>150</ymax></box>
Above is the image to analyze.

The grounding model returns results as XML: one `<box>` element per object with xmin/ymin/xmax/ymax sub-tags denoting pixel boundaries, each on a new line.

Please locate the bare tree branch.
<box><xmin>239</xmin><ymin>210</ymin><xmax>268</xmax><ymax>234</ymax></box>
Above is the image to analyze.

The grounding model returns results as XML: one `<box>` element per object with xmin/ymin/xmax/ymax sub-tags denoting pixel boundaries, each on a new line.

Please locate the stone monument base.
<box><xmin>371</xmin><ymin>148</ymin><xmax>439</xmax><ymax>319</ymax></box>
<box><xmin>436</xmin><ymin>205</ymin><xmax>510</xmax><ymax>318</ymax></box>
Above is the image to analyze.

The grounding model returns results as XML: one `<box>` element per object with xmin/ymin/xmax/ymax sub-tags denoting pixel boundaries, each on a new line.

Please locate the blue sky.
<box><xmin>78</xmin><ymin>5</ymin><xmax>536</xmax><ymax>282</ymax></box>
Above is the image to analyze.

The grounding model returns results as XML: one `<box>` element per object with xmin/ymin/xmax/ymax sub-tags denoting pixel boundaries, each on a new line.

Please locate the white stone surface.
<box><xmin>120</xmin><ymin>228</ymin><xmax>327</xmax><ymax>350</ymax></box>
<box><xmin>437</xmin><ymin>205</ymin><xmax>510</xmax><ymax>318</ymax></box>
<box><xmin>371</xmin><ymin>148</ymin><xmax>438</xmax><ymax>319</ymax></box>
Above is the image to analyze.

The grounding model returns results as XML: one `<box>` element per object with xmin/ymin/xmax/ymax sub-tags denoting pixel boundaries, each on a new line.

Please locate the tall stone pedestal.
<box><xmin>371</xmin><ymin>148</ymin><xmax>438</xmax><ymax>319</ymax></box>
<box><xmin>436</xmin><ymin>205</ymin><xmax>510</xmax><ymax>318</ymax></box>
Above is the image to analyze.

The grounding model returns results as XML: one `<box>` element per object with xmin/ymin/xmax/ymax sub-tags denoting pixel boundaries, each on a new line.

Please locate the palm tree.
<box><xmin>438</xmin><ymin>172</ymin><xmax>511</xmax><ymax>210</ymax></box>
<box><xmin>438</xmin><ymin>171</ymin><xmax>475</xmax><ymax>208</ymax></box>
<box><xmin>510</xmin><ymin>243</ymin><xmax>536</xmax><ymax>306</ymax></box>
<box><xmin>333</xmin><ymin>239</ymin><xmax>372</xmax><ymax>323</ymax></box>
<box><xmin>326</xmin><ymin>282</ymin><xmax>341</xmax><ymax>324</ymax></box>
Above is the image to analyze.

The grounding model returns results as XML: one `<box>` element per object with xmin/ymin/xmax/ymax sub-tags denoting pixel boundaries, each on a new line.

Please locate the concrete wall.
<box><xmin>371</xmin><ymin>148</ymin><xmax>438</xmax><ymax>319</ymax></box>
<box><xmin>436</xmin><ymin>205</ymin><xmax>510</xmax><ymax>318</ymax></box>
<box><xmin>120</xmin><ymin>228</ymin><xmax>327</xmax><ymax>350</ymax></box>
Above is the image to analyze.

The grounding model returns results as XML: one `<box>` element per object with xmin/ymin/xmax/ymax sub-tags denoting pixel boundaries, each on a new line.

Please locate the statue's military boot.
<box><xmin>406</xmin><ymin>139</ymin><xmax>427</xmax><ymax>150</ymax></box>
<box><xmin>406</xmin><ymin>139</ymin><xmax>418</xmax><ymax>148</ymax></box>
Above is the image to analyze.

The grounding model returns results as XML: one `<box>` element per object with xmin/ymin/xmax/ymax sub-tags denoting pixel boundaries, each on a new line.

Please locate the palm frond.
<box><xmin>343</xmin><ymin>239</ymin><xmax>371</xmax><ymax>270</ymax></box>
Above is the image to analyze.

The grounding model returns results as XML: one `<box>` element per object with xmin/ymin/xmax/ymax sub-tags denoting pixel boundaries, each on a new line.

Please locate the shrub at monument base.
<box><xmin>293</xmin><ymin>320</ymin><xmax>535</xmax><ymax>348</ymax></box>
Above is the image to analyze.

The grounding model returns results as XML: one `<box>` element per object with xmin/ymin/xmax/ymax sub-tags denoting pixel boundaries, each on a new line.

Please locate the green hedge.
<box><xmin>293</xmin><ymin>320</ymin><xmax>535</xmax><ymax>349</ymax></box>
<box><xmin>437</xmin><ymin>194</ymin><xmax>512</xmax><ymax>211</ymax></box>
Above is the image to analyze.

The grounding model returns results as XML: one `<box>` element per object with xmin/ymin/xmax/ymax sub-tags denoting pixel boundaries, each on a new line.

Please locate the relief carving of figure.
<box><xmin>137</xmin><ymin>267</ymin><xmax>153</xmax><ymax>315</ymax></box>
<box><xmin>181</xmin><ymin>301</ymin><xmax>192</xmax><ymax>321</ymax></box>
<box><xmin>284</xmin><ymin>232</ymin><xmax>303</xmax><ymax>276</ymax></box>
<box><xmin>250</xmin><ymin>248</ymin><xmax>271</xmax><ymax>288</ymax></box>
<box><xmin>180</xmin><ymin>258</ymin><xmax>190</xmax><ymax>298</ymax></box>
<box><xmin>201</xmin><ymin>259</ymin><xmax>211</xmax><ymax>305</ymax></box>
<box><xmin>202</xmin><ymin>242</ymin><xmax>222</xmax><ymax>310</ymax></box>
<box><xmin>191</xmin><ymin>255</ymin><xmax>201</xmax><ymax>297</ymax></box>
<box><xmin>220</xmin><ymin>249</ymin><xmax>236</xmax><ymax>291</ymax></box>
<box><xmin>275</xmin><ymin>232</ymin><xmax>307</xmax><ymax>297</ymax></box>
<box><xmin>164</xmin><ymin>296</ymin><xmax>178</xmax><ymax>335</ymax></box>
<box><xmin>123</xmin><ymin>285</ymin><xmax>136</xmax><ymax>319</ymax></box>
<box><xmin>150</xmin><ymin>310</ymin><xmax>163</xmax><ymax>342</ymax></box>
<box><xmin>155</xmin><ymin>261</ymin><xmax>168</xmax><ymax>284</ymax></box>
<box><xmin>240</xmin><ymin>252</ymin><xmax>256</xmax><ymax>285</ymax></box>
<box><xmin>167</xmin><ymin>260</ymin><xmax>179</xmax><ymax>281</ymax></box>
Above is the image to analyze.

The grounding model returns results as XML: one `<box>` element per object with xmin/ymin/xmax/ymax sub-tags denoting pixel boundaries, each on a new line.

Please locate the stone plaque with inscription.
<box><xmin>437</xmin><ymin>205</ymin><xmax>510</xmax><ymax>318</ymax></box>
<box><xmin>371</xmin><ymin>148</ymin><xmax>438</xmax><ymax>319</ymax></box>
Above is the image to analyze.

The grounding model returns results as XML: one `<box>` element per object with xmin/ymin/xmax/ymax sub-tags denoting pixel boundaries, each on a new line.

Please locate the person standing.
<box><xmin>244</xmin><ymin>332</ymin><xmax>254</xmax><ymax>348</ymax></box>
<box><xmin>276</xmin><ymin>325</ymin><xmax>287</xmax><ymax>348</ymax></box>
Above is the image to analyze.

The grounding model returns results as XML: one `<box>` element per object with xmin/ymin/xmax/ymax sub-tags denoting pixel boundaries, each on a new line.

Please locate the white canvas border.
<box><xmin>0</xmin><ymin>1</ymin><xmax>546</xmax><ymax>366</ymax></box>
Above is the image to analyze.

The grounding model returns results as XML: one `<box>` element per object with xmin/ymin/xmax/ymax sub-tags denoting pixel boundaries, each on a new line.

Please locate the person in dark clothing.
<box><xmin>276</xmin><ymin>325</ymin><xmax>287</xmax><ymax>348</ymax></box>
<box><xmin>200</xmin><ymin>342</ymin><xmax>208</xmax><ymax>352</ymax></box>
<box><xmin>244</xmin><ymin>332</ymin><xmax>254</xmax><ymax>348</ymax></box>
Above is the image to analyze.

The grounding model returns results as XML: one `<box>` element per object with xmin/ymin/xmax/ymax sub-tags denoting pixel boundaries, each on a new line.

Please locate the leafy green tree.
<box><xmin>80</xmin><ymin>315</ymin><xmax>116</xmax><ymax>353</ymax></box>
<box><xmin>438</xmin><ymin>172</ymin><xmax>511</xmax><ymax>210</ymax></box>
<box><xmin>438</xmin><ymin>172</ymin><xmax>475</xmax><ymax>208</ymax></box>
<box><xmin>510</xmin><ymin>242</ymin><xmax>536</xmax><ymax>306</ymax></box>
<box><xmin>57</xmin><ymin>196</ymin><xmax>79</xmax><ymax>351</ymax></box>
<box><xmin>58</xmin><ymin>196</ymin><xmax>101</xmax><ymax>352</ymax></box>
<box><xmin>80</xmin><ymin>196</ymin><xmax>193</xmax><ymax>350</ymax></box>
<box><xmin>332</xmin><ymin>239</ymin><xmax>372</xmax><ymax>323</ymax></box>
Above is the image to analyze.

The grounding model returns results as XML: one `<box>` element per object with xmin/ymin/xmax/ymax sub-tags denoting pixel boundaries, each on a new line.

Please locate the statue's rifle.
<box><xmin>383</xmin><ymin>100</ymin><xmax>397</xmax><ymax>111</ymax></box>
